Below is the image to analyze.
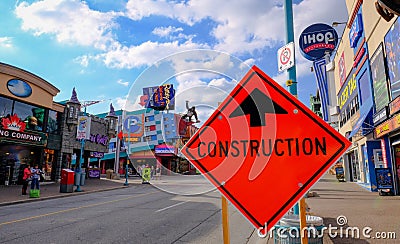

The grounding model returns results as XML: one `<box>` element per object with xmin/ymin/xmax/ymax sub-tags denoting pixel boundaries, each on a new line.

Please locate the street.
<box><xmin>0</xmin><ymin>182</ymin><xmax>259</xmax><ymax>244</ymax></box>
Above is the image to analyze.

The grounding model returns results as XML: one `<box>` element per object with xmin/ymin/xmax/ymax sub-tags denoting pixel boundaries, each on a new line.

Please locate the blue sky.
<box><xmin>0</xmin><ymin>0</ymin><xmax>348</xmax><ymax>122</ymax></box>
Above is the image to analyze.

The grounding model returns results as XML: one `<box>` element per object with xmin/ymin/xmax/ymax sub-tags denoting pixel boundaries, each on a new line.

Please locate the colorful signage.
<box><xmin>349</xmin><ymin>13</ymin><xmax>363</xmax><ymax>48</ymax></box>
<box><xmin>384</xmin><ymin>18</ymin><xmax>400</xmax><ymax>100</ymax></box>
<box><xmin>0</xmin><ymin>114</ymin><xmax>47</xmax><ymax>146</ymax></box>
<box><xmin>375</xmin><ymin>113</ymin><xmax>400</xmax><ymax>138</ymax></box>
<box><xmin>299</xmin><ymin>23</ymin><xmax>338</xmax><ymax>61</ymax></box>
<box><xmin>338</xmin><ymin>69</ymin><xmax>357</xmax><ymax>110</ymax></box>
<box><xmin>123</xmin><ymin>115</ymin><xmax>144</xmax><ymax>137</ymax></box>
<box><xmin>90</xmin><ymin>152</ymin><xmax>105</xmax><ymax>158</ymax></box>
<box><xmin>373</xmin><ymin>107</ymin><xmax>388</xmax><ymax>125</ymax></box>
<box><xmin>6</xmin><ymin>79</ymin><xmax>32</xmax><ymax>98</ymax></box>
<box><xmin>313</xmin><ymin>58</ymin><xmax>329</xmax><ymax>121</ymax></box>
<box><xmin>142</xmin><ymin>167</ymin><xmax>151</xmax><ymax>182</ymax></box>
<box><xmin>140</xmin><ymin>85</ymin><xmax>176</xmax><ymax>110</ymax></box>
<box><xmin>389</xmin><ymin>95</ymin><xmax>400</xmax><ymax>116</ymax></box>
<box><xmin>89</xmin><ymin>134</ymin><xmax>109</xmax><ymax>146</ymax></box>
<box><xmin>152</xmin><ymin>84</ymin><xmax>175</xmax><ymax>110</ymax></box>
<box><xmin>155</xmin><ymin>144</ymin><xmax>176</xmax><ymax>154</ymax></box>
<box><xmin>339</xmin><ymin>52</ymin><xmax>346</xmax><ymax>87</ymax></box>
<box><xmin>375</xmin><ymin>168</ymin><xmax>393</xmax><ymax>190</ymax></box>
<box><xmin>182</xmin><ymin>66</ymin><xmax>351</xmax><ymax>233</ymax></box>
<box><xmin>371</xmin><ymin>43</ymin><xmax>390</xmax><ymax>112</ymax></box>
<box><xmin>76</xmin><ymin>116</ymin><xmax>91</xmax><ymax>140</ymax></box>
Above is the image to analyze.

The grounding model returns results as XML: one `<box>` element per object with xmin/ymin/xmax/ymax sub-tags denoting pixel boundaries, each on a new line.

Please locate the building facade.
<box><xmin>97</xmin><ymin>108</ymin><xmax>198</xmax><ymax>176</ymax></box>
<box><xmin>61</xmin><ymin>89</ymin><xmax>111</xmax><ymax>180</ymax></box>
<box><xmin>330</xmin><ymin>0</ymin><xmax>400</xmax><ymax>194</ymax></box>
<box><xmin>0</xmin><ymin>62</ymin><xmax>63</xmax><ymax>185</ymax></box>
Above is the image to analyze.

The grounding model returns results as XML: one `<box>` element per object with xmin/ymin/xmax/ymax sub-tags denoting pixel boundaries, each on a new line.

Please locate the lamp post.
<box><xmin>75</xmin><ymin>137</ymin><xmax>84</xmax><ymax>192</ymax></box>
<box><xmin>124</xmin><ymin>163</ymin><xmax>129</xmax><ymax>186</ymax></box>
<box><xmin>75</xmin><ymin>107</ymin><xmax>87</xmax><ymax>192</ymax></box>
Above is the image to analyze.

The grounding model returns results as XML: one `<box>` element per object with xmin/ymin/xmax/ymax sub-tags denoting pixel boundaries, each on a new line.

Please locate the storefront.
<box><xmin>0</xmin><ymin>63</ymin><xmax>62</xmax><ymax>185</ymax></box>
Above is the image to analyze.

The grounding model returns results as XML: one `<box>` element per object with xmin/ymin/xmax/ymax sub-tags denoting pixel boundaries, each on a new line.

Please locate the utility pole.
<box><xmin>285</xmin><ymin>0</ymin><xmax>297</xmax><ymax>97</ymax></box>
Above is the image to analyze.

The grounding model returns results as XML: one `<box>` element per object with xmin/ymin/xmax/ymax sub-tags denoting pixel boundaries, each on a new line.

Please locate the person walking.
<box><xmin>30</xmin><ymin>164</ymin><xmax>41</xmax><ymax>190</ymax></box>
<box><xmin>21</xmin><ymin>165</ymin><xmax>31</xmax><ymax>195</ymax></box>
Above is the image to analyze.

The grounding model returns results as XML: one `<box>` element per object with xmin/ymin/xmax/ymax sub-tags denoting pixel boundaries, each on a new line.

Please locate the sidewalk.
<box><xmin>0</xmin><ymin>176</ymin><xmax>142</xmax><ymax>207</ymax></box>
<box><xmin>306</xmin><ymin>174</ymin><xmax>399</xmax><ymax>243</ymax></box>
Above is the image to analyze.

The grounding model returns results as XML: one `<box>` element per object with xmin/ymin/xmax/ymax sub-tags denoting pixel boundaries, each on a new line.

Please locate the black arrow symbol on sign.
<box><xmin>229</xmin><ymin>88</ymin><xmax>288</xmax><ymax>127</ymax></box>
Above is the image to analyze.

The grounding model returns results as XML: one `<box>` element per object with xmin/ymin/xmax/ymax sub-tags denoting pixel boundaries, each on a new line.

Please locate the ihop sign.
<box><xmin>299</xmin><ymin>23</ymin><xmax>338</xmax><ymax>61</ymax></box>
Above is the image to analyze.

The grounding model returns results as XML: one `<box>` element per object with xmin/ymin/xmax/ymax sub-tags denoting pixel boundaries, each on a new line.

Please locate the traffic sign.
<box><xmin>181</xmin><ymin>66</ymin><xmax>351</xmax><ymax>233</ymax></box>
<box><xmin>277</xmin><ymin>42</ymin><xmax>295</xmax><ymax>72</ymax></box>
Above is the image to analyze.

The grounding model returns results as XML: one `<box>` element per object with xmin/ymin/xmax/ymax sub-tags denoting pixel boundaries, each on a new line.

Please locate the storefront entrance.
<box><xmin>348</xmin><ymin>150</ymin><xmax>361</xmax><ymax>182</ymax></box>
<box><xmin>0</xmin><ymin>144</ymin><xmax>41</xmax><ymax>185</ymax></box>
<box><xmin>392</xmin><ymin>144</ymin><xmax>400</xmax><ymax>195</ymax></box>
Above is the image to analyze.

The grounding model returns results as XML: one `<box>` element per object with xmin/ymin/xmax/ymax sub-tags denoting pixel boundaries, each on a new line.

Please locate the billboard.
<box><xmin>371</xmin><ymin>43</ymin><xmax>390</xmax><ymax>112</ymax></box>
<box><xmin>384</xmin><ymin>18</ymin><xmax>400</xmax><ymax>100</ymax></box>
<box><xmin>140</xmin><ymin>84</ymin><xmax>175</xmax><ymax>110</ymax></box>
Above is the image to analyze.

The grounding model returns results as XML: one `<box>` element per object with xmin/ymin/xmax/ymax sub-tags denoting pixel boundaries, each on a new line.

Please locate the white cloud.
<box><xmin>0</xmin><ymin>37</ymin><xmax>13</xmax><ymax>48</ymax></box>
<box><xmin>14</xmin><ymin>0</ymin><xmax>348</xmax><ymax>73</ymax></box>
<box><xmin>74</xmin><ymin>55</ymin><xmax>90</xmax><ymax>67</ymax></box>
<box><xmin>117</xmin><ymin>79</ymin><xmax>129</xmax><ymax>86</ymax></box>
<box><xmin>15</xmin><ymin>0</ymin><xmax>119</xmax><ymax>50</ymax></box>
<box><xmin>152</xmin><ymin>26</ymin><xmax>183</xmax><ymax>37</ymax></box>
<box><xmin>101</xmin><ymin>40</ymin><xmax>209</xmax><ymax>69</ymax></box>
<box><xmin>115</xmin><ymin>96</ymin><xmax>128</xmax><ymax>110</ymax></box>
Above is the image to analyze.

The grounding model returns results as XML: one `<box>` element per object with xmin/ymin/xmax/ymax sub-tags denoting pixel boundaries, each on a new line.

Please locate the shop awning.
<box><xmin>98</xmin><ymin>151</ymin><xmax>128</xmax><ymax>161</ymax></box>
<box><xmin>347</xmin><ymin>108</ymin><xmax>373</xmax><ymax>139</ymax></box>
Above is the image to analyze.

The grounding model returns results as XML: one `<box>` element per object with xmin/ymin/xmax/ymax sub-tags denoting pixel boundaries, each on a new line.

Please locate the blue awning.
<box><xmin>98</xmin><ymin>151</ymin><xmax>128</xmax><ymax>161</ymax></box>
<box><xmin>347</xmin><ymin>108</ymin><xmax>373</xmax><ymax>138</ymax></box>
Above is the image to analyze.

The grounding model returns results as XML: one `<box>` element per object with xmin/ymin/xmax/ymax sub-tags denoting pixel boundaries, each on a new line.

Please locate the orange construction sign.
<box><xmin>181</xmin><ymin>65</ymin><xmax>351</xmax><ymax>232</ymax></box>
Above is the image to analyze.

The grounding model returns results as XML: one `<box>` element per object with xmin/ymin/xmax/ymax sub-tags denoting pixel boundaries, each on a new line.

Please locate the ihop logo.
<box><xmin>299</xmin><ymin>23</ymin><xmax>338</xmax><ymax>61</ymax></box>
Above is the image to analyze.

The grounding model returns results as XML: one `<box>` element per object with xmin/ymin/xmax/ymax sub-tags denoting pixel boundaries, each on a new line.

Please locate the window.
<box><xmin>145</xmin><ymin>125</ymin><xmax>156</xmax><ymax>131</ymax></box>
<box><xmin>14</xmin><ymin>101</ymin><xmax>46</xmax><ymax>132</ymax></box>
<box><xmin>145</xmin><ymin>116</ymin><xmax>154</xmax><ymax>122</ymax></box>
<box><xmin>68</xmin><ymin>106</ymin><xmax>74</xmax><ymax>118</ymax></box>
<box><xmin>47</xmin><ymin>110</ymin><xmax>61</xmax><ymax>134</ymax></box>
<box><xmin>0</xmin><ymin>96</ymin><xmax>13</xmax><ymax>118</ymax></box>
<box><xmin>355</xmin><ymin>95</ymin><xmax>359</xmax><ymax>111</ymax></box>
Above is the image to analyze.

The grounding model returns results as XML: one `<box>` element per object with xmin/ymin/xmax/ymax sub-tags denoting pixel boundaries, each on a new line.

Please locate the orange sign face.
<box><xmin>181</xmin><ymin>66</ymin><xmax>351</xmax><ymax>232</ymax></box>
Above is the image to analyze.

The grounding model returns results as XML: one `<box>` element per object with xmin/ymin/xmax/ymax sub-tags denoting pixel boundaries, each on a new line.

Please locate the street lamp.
<box><xmin>331</xmin><ymin>21</ymin><xmax>347</xmax><ymax>27</ymax></box>
<box><xmin>75</xmin><ymin>106</ymin><xmax>88</xmax><ymax>192</ymax></box>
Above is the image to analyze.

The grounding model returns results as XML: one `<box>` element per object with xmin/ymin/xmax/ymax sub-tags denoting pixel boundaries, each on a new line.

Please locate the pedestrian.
<box><xmin>155</xmin><ymin>165</ymin><xmax>161</xmax><ymax>180</ymax></box>
<box><xmin>31</xmin><ymin>164</ymin><xmax>42</xmax><ymax>190</ymax></box>
<box><xmin>22</xmin><ymin>165</ymin><xmax>31</xmax><ymax>195</ymax></box>
<box><xmin>151</xmin><ymin>166</ymin><xmax>154</xmax><ymax>179</ymax></box>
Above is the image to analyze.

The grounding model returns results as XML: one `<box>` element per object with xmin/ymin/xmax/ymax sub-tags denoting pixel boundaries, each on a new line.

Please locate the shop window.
<box><xmin>13</xmin><ymin>101</ymin><xmax>46</xmax><ymax>132</ymax></box>
<box><xmin>0</xmin><ymin>96</ymin><xmax>13</xmax><ymax>118</ymax></box>
<box><xmin>47</xmin><ymin>110</ymin><xmax>60</xmax><ymax>134</ymax></box>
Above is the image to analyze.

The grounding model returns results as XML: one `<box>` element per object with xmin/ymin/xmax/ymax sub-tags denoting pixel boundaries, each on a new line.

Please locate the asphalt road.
<box><xmin>0</xmin><ymin>183</ymin><xmax>263</xmax><ymax>244</ymax></box>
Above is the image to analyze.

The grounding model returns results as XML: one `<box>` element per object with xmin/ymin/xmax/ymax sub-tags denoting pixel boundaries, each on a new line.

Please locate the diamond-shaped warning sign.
<box><xmin>181</xmin><ymin>65</ymin><xmax>351</xmax><ymax>232</ymax></box>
